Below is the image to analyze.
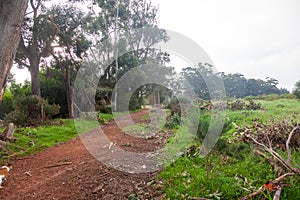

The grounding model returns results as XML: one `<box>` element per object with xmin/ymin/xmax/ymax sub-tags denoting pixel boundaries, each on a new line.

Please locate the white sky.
<box><xmin>151</xmin><ymin>0</ymin><xmax>300</xmax><ymax>91</ymax></box>
<box><xmin>12</xmin><ymin>0</ymin><xmax>300</xmax><ymax>91</ymax></box>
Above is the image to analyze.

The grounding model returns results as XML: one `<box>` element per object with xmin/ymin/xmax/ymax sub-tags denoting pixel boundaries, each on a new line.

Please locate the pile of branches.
<box><xmin>232</xmin><ymin>120</ymin><xmax>300</xmax><ymax>200</ymax></box>
<box><xmin>242</xmin><ymin>120</ymin><xmax>300</xmax><ymax>151</ymax></box>
<box><xmin>228</xmin><ymin>99</ymin><xmax>262</xmax><ymax>111</ymax></box>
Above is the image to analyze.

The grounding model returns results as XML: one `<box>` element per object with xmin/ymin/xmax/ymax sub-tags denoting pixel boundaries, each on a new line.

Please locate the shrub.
<box><xmin>165</xmin><ymin>113</ymin><xmax>181</xmax><ymax>129</ymax></box>
<box><xmin>0</xmin><ymin>89</ymin><xmax>14</xmax><ymax>119</ymax></box>
<box><xmin>4</xmin><ymin>95</ymin><xmax>60</xmax><ymax>126</ymax></box>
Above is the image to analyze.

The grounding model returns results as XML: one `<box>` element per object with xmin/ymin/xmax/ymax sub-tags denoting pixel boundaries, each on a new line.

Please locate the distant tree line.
<box><xmin>181</xmin><ymin>63</ymin><xmax>289</xmax><ymax>100</ymax></box>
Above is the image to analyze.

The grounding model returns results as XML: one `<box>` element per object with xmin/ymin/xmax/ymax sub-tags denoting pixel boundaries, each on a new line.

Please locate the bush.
<box><xmin>165</xmin><ymin>96</ymin><xmax>191</xmax><ymax>114</ymax></box>
<box><xmin>0</xmin><ymin>89</ymin><xmax>14</xmax><ymax>119</ymax></box>
<box><xmin>4</xmin><ymin>95</ymin><xmax>60</xmax><ymax>126</ymax></box>
<box><xmin>165</xmin><ymin>113</ymin><xmax>181</xmax><ymax>129</ymax></box>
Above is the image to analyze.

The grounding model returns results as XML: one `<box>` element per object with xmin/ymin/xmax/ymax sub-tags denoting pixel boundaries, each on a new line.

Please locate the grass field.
<box><xmin>158</xmin><ymin>99</ymin><xmax>300</xmax><ymax>199</ymax></box>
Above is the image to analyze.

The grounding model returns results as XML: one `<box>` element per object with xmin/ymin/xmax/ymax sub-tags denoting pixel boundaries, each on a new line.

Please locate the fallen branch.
<box><xmin>240</xmin><ymin>173</ymin><xmax>295</xmax><ymax>200</ymax></box>
<box><xmin>286</xmin><ymin>125</ymin><xmax>300</xmax><ymax>164</ymax></box>
<box><xmin>43</xmin><ymin>161</ymin><xmax>73</xmax><ymax>168</ymax></box>
<box><xmin>248</xmin><ymin>136</ymin><xmax>300</xmax><ymax>175</ymax></box>
<box><xmin>273</xmin><ymin>186</ymin><xmax>282</xmax><ymax>200</ymax></box>
<box><xmin>254</xmin><ymin>149</ymin><xmax>284</xmax><ymax>175</ymax></box>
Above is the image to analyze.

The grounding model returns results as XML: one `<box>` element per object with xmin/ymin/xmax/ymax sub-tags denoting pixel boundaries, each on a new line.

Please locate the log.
<box><xmin>6</xmin><ymin>123</ymin><xmax>14</xmax><ymax>141</ymax></box>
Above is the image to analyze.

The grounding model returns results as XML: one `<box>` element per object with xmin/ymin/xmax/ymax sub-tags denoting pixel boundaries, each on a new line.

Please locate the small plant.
<box><xmin>165</xmin><ymin>113</ymin><xmax>181</xmax><ymax>129</ymax></box>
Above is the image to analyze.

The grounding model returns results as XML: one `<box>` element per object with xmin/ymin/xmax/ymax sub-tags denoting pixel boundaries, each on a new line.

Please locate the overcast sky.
<box><xmin>151</xmin><ymin>0</ymin><xmax>300</xmax><ymax>91</ymax></box>
<box><xmin>12</xmin><ymin>0</ymin><xmax>300</xmax><ymax>91</ymax></box>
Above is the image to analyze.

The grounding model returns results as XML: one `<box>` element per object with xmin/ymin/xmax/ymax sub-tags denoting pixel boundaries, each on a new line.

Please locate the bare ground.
<box><xmin>0</xmin><ymin>109</ymin><xmax>170</xmax><ymax>200</ymax></box>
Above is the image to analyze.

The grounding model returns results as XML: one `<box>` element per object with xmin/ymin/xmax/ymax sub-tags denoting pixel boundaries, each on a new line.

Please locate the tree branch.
<box><xmin>286</xmin><ymin>125</ymin><xmax>300</xmax><ymax>164</ymax></box>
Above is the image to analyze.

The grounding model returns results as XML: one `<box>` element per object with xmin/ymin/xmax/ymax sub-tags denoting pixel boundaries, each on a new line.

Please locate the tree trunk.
<box><xmin>65</xmin><ymin>65</ymin><xmax>74</xmax><ymax>118</ymax></box>
<box><xmin>29</xmin><ymin>54</ymin><xmax>41</xmax><ymax>96</ymax></box>
<box><xmin>0</xmin><ymin>0</ymin><xmax>29</xmax><ymax>103</ymax></box>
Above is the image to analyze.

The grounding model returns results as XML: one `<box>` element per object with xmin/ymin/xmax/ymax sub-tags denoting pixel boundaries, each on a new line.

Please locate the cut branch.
<box><xmin>43</xmin><ymin>161</ymin><xmax>73</xmax><ymax>168</ymax></box>
<box><xmin>286</xmin><ymin>125</ymin><xmax>300</xmax><ymax>164</ymax></box>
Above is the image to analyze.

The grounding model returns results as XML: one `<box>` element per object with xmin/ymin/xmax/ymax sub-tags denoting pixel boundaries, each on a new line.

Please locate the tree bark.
<box><xmin>28</xmin><ymin>56</ymin><xmax>41</xmax><ymax>96</ymax></box>
<box><xmin>65</xmin><ymin>65</ymin><xmax>74</xmax><ymax>118</ymax></box>
<box><xmin>0</xmin><ymin>0</ymin><xmax>29</xmax><ymax>103</ymax></box>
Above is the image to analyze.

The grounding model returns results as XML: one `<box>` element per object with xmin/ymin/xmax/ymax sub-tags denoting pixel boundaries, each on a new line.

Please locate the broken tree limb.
<box><xmin>240</xmin><ymin>173</ymin><xmax>295</xmax><ymax>200</ymax></box>
<box><xmin>273</xmin><ymin>186</ymin><xmax>282</xmax><ymax>200</ymax></box>
<box><xmin>286</xmin><ymin>125</ymin><xmax>300</xmax><ymax>164</ymax></box>
<box><xmin>248</xmin><ymin>136</ymin><xmax>300</xmax><ymax>175</ymax></box>
<box><xmin>254</xmin><ymin>149</ymin><xmax>285</xmax><ymax>175</ymax></box>
<box><xmin>43</xmin><ymin>161</ymin><xmax>73</xmax><ymax>168</ymax></box>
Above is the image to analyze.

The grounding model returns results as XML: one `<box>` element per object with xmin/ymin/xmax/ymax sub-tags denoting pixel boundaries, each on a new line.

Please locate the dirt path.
<box><xmin>0</xmin><ymin>109</ymin><xmax>170</xmax><ymax>200</ymax></box>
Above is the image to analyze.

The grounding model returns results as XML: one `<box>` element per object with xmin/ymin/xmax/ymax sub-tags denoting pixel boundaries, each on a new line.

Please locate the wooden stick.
<box><xmin>240</xmin><ymin>173</ymin><xmax>295</xmax><ymax>200</ymax></box>
<box><xmin>43</xmin><ymin>161</ymin><xmax>73</xmax><ymax>168</ymax></box>
<box><xmin>92</xmin><ymin>183</ymin><xmax>104</xmax><ymax>193</ymax></box>
<box><xmin>273</xmin><ymin>186</ymin><xmax>282</xmax><ymax>200</ymax></box>
<box><xmin>286</xmin><ymin>126</ymin><xmax>300</xmax><ymax>164</ymax></box>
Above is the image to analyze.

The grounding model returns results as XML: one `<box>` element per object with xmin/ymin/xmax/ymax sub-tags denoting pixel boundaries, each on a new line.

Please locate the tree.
<box><xmin>293</xmin><ymin>80</ymin><xmax>300</xmax><ymax>99</ymax></box>
<box><xmin>88</xmin><ymin>0</ymin><xmax>169</xmax><ymax>111</ymax></box>
<box><xmin>48</xmin><ymin>4</ymin><xmax>91</xmax><ymax>118</ymax></box>
<box><xmin>0</xmin><ymin>0</ymin><xmax>29</xmax><ymax>103</ymax></box>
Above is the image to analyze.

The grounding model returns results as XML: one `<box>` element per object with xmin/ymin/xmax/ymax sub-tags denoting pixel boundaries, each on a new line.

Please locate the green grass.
<box><xmin>158</xmin><ymin>99</ymin><xmax>300</xmax><ymax>199</ymax></box>
<box><xmin>226</xmin><ymin>99</ymin><xmax>300</xmax><ymax>128</ymax></box>
<box><xmin>98</xmin><ymin>109</ymin><xmax>145</xmax><ymax>122</ymax></box>
<box><xmin>1</xmin><ymin>119</ymin><xmax>97</xmax><ymax>163</ymax></box>
<box><xmin>98</xmin><ymin>112</ymin><xmax>114</xmax><ymax>122</ymax></box>
<box><xmin>159</xmin><ymin>152</ymin><xmax>277</xmax><ymax>199</ymax></box>
<box><xmin>123</xmin><ymin>123</ymin><xmax>147</xmax><ymax>133</ymax></box>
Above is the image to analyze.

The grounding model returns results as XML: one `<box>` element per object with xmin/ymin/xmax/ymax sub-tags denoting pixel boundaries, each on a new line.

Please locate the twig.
<box><xmin>272</xmin><ymin>186</ymin><xmax>282</xmax><ymax>200</ymax></box>
<box><xmin>43</xmin><ymin>161</ymin><xmax>73</xmax><ymax>168</ymax></box>
<box><xmin>249</xmin><ymin>136</ymin><xmax>300</xmax><ymax>175</ymax></box>
<box><xmin>92</xmin><ymin>183</ymin><xmax>104</xmax><ymax>193</ymax></box>
<box><xmin>240</xmin><ymin>173</ymin><xmax>294</xmax><ymax>200</ymax></box>
<box><xmin>273</xmin><ymin>173</ymin><xmax>295</xmax><ymax>184</ymax></box>
<box><xmin>286</xmin><ymin>125</ymin><xmax>300</xmax><ymax>164</ymax></box>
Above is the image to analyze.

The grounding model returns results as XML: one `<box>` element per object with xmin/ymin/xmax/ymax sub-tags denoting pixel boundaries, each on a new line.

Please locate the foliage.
<box><xmin>4</xmin><ymin>95</ymin><xmax>60</xmax><ymax>126</ymax></box>
<box><xmin>40</xmin><ymin>69</ymin><xmax>68</xmax><ymax>117</ymax></box>
<box><xmin>0</xmin><ymin>89</ymin><xmax>14</xmax><ymax>119</ymax></box>
<box><xmin>182</xmin><ymin>65</ymin><xmax>289</xmax><ymax>100</ymax></box>
<box><xmin>293</xmin><ymin>80</ymin><xmax>300</xmax><ymax>99</ymax></box>
<box><xmin>165</xmin><ymin>113</ymin><xmax>181</xmax><ymax>129</ymax></box>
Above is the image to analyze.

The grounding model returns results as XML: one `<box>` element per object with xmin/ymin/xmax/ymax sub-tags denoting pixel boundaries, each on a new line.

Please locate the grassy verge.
<box><xmin>1</xmin><ymin>119</ymin><xmax>97</xmax><ymax>163</ymax></box>
<box><xmin>159</xmin><ymin>99</ymin><xmax>300</xmax><ymax>199</ymax></box>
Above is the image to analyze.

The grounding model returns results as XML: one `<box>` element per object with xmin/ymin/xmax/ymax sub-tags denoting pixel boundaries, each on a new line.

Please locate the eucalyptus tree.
<box><xmin>0</xmin><ymin>0</ymin><xmax>28</xmax><ymax>103</ymax></box>
<box><xmin>293</xmin><ymin>80</ymin><xmax>300</xmax><ymax>99</ymax></box>
<box><xmin>88</xmin><ymin>0</ymin><xmax>170</xmax><ymax>110</ymax></box>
